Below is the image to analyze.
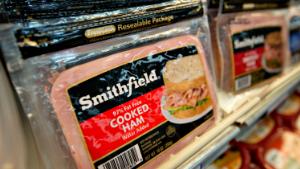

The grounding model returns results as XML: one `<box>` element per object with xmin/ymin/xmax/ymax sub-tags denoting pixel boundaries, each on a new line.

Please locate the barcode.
<box><xmin>235</xmin><ymin>75</ymin><xmax>251</xmax><ymax>91</ymax></box>
<box><xmin>98</xmin><ymin>145</ymin><xmax>143</xmax><ymax>169</ymax></box>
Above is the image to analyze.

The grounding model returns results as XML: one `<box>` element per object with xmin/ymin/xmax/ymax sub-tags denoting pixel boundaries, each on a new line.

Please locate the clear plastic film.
<box><xmin>1</xmin><ymin>24</ymin><xmax>77</xmax><ymax>169</ymax></box>
<box><xmin>14</xmin><ymin>0</ymin><xmax>203</xmax><ymax>59</ymax></box>
<box><xmin>0</xmin><ymin>25</ymin><xmax>26</xmax><ymax>169</ymax></box>
<box><xmin>2</xmin><ymin>17</ymin><xmax>219</xmax><ymax>169</ymax></box>
<box><xmin>207</xmin><ymin>0</ymin><xmax>222</xmax><ymax>88</ymax></box>
<box><xmin>5</xmin><ymin>0</ymin><xmax>172</xmax><ymax>22</ymax></box>
<box><xmin>216</xmin><ymin>7</ymin><xmax>289</xmax><ymax>93</ymax></box>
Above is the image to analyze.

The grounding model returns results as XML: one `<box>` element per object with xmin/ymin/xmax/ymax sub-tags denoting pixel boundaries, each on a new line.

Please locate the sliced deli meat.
<box><xmin>51</xmin><ymin>35</ymin><xmax>217</xmax><ymax>169</ymax></box>
<box><xmin>163</xmin><ymin>56</ymin><xmax>212</xmax><ymax>119</ymax></box>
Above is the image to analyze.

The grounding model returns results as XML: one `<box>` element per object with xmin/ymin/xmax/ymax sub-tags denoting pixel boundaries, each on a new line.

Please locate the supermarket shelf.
<box><xmin>157</xmin><ymin>66</ymin><xmax>300</xmax><ymax>169</ymax></box>
<box><xmin>236</xmin><ymin>67</ymin><xmax>300</xmax><ymax>125</ymax></box>
<box><xmin>178</xmin><ymin>126</ymin><xmax>240</xmax><ymax>169</ymax></box>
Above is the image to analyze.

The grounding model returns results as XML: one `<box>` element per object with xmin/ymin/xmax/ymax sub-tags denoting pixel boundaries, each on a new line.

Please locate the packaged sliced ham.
<box><xmin>255</xmin><ymin>129</ymin><xmax>300</xmax><ymax>169</ymax></box>
<box><xmin>1</xmin><ymin>18</ymin><xmax>218</xmax><ymax>169</ymax></box>
<box><xmin>217</xmin><ymin>0</ymin><xmax>289</xmax><ymax>92</ymax></box>
<box><xmin>288</xmin><ymin>4</ymin><xmax>300</xmax><ymax>66</ymax></box>
<box><xmin>221</xmin><ymin>0</ymin><xmax>288</xmax><ymax>13</ymax></box>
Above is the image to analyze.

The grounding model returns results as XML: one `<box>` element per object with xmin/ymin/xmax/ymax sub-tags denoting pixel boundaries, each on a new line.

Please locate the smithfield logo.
<box><xmin>79</xmin><ymin>70</ymin><xmax>159</xmax><ymax>111</ymax></box>
<box><xmin>234</xmin><ymin>35</ymin><xmax>264</xmax><ymax>49</ymax></box>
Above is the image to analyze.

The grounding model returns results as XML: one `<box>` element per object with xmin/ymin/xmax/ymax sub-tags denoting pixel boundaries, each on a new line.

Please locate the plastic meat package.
<box><xmin>0</xmin><ymin>63</ymin><xmax>27</xmax><ymax>169</ymax></box>
<box><xmin>217</xmin><ymin>10</ymin><xmax>288</xmax><ymax>92</ymax></box>
<box><xmin>1</xmin><ymin>17</ymin><xmax>218</xmax><ymax>169</ymax></box>
<box><xmin>207</xmin><ymin>0</ymin><xmax>221</xmax><ymax>87</ymax></box>
<box><xmin>288</xmin><ymin>4</ymin><xmax>300</xmax><ymax>66</ymax></box>
<box><xmin>4</xmin><ymin>0</ymin><xmax>171</xmax><ymax>20</ymax></box>
<box><xmin>15</xmin><ymin>0</ymin><xmax>203</xmax><ymax>59</ymax></box>
<box><xmin>0</xmin><ymin>25</ymin><xmax>26</xmax><ymax>169</ymax></box>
